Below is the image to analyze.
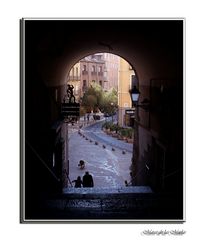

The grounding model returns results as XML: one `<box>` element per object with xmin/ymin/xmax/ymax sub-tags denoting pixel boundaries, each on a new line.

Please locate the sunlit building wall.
<box><xmin>80</xmin><ymin>54</ymin><xmax>105</xmax><ymax>95</ymax></box>
<box><xmin>68</xmin><ymin>53</ymin><xmax>119</xmax><ymax>99</ymax></box>
<box><xmin>118</xmin><ymin>58</ymin><xmax>135</xmax><ymax>127</ymax></box>
<box><xmin>103</xmin><ymin>53</ymin><xmax>119</xmax><ymax>91</ymax></box>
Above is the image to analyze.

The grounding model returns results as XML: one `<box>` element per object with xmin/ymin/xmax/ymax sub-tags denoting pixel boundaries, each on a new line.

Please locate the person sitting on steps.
<box><xmin>82</xmin><ymin>171</ymin><xmax>94</xmax><ymax>188</ymax></box>
<box><xmin>72</xmin><ymin>176</ymin><xmax>83</xmax><ymax>188</ymax></box>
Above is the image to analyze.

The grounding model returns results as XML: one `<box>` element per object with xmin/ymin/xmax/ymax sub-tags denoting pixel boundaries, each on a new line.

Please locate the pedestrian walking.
<box><xmin>72</xmin><ymin>176</ymin><xmax>83</xmax><ymax>188</ymax></box>
<box><xmin>87</xmin><ymin>114</ymin><xmax>90</xmax><ymax>123</ymax></box>
<box><xmin>82</xmin><ymin>171</ymin><xmax>94</xmax><ymax>187</ymax></box>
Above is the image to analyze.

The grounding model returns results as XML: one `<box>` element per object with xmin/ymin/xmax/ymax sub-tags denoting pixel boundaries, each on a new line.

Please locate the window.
<box><xmin>95</xmin><ymin>55</ymin><xmax>102</xmax><ymax>60</ymax></box>
<box><xmin>82</xmin><ymin>65</ymin><xmax>88</xmax><ymax>75</ymax></box>
<box><xmin>92</xmin><ymin>65</ymin><xmax>96</xmax><ymax>72</ymax></box>
<box><xmin>83</xmin><ymin>80</ymin><xmax>87</xmax><ymax>92</ymax></box>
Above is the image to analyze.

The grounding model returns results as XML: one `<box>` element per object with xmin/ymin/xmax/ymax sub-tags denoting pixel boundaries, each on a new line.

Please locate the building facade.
<box><xmin>103</xmin><ymin>53</ymin><xmax>119</xmax><ymax>91</ymax></box>
<box><xmin>68</xmin><ymin>54</ymin><xmax>135</xmax><ymax>127</ymax></box>
<box><xmin>80</xmin><ymin>54</ymin><xmax>105</xmax><ymax>94</ymax></box>
<box><xmin>118</xmin><ymin>58</ymin><xmax>136</xmax><ymax>127</ymax></box>
<box><xmin>68</xmin><ymin>53</ymin><xmax>119</xmax><ymax>98</ymax></box>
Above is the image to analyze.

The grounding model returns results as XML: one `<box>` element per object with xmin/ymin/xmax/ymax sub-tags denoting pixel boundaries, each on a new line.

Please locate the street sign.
<box><xmin>125</xmin><ymin>109</ymin><xmax>135</xmax><ymax>115</ymax></box>
<box><xmin>61</xmin><ymin>102</ymin><xmax>80</xmax><ymax>117</ymax></box>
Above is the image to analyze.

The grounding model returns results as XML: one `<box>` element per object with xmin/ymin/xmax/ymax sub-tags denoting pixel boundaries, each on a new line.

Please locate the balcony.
<box><xmin>98</xmin><ymin>72</ymin><xmax>103</xmax><ymax>76</ymax></box>
<box><xmin>82</xmin><ymin>70</ymin><xmax>88</xmax><ymax>75</ymax></box>
<box><xmin>91</xmin><ymin>71</ymin><xmax>97</xmax><ymax>76</ymax></box>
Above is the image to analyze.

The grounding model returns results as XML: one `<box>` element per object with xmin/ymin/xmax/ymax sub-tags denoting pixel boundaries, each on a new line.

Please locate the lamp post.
<box><xmin>130</xmin><ymin>86</ymin><xmax>150</xmax><ymax>111</ymax></box>
<box><xmin>128</xmin><ymin>86</ymin><xmax>139</xmax><ymax>186</ymax></box>
<box><xmin>130</xmin><ymin>86</ymin><xmax>140</xmax><ymax>107</ymax></box>
<box><xmin>129</xmin><ymin>86</ymin><xmax>150</xmax><ymax>186</ymax></box>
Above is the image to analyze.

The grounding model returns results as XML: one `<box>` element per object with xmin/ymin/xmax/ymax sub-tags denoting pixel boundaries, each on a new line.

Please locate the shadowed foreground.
<box><xmin>24</xmin><ymin>187</ymin><xmax>183</xmax><ymax>221</ymax></box>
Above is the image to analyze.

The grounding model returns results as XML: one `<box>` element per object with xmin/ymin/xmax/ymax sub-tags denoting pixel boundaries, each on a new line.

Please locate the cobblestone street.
<box><xmin>68</xmin><ymin>120</ymin><xmax>133</xmax><ymax>188</ymax></box>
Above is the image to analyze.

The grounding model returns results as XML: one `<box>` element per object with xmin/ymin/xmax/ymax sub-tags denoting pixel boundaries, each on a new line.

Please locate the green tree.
<box><xmin>81</xmin><ymin>83</ymin><xmax>118</xmax><ymax>114</ymax></box>
<box><xmin>101</xmin><ymin>88</ymin><xmax>118</xmax><ymax>115</ymax></box>
<box><xmin>81</xmin><ymin>83</ymin><xmax>104</xmax><ymax>112</ymax></box>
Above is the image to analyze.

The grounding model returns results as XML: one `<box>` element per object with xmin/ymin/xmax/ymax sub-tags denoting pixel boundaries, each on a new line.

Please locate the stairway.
<box><xmin>37</xmin><ymin>186</ymin><xmax>183</xmax><ymax>221</ymax></box>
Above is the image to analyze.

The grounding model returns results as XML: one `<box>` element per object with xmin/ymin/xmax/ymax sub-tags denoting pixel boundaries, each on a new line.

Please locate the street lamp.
<box><xmin>130</xmin><ymin>86</ymin><xmax>140</xmax><ymax>106</ymax></box>
<box><xmin>130</xmin><ymin>86</ymin><xmax>150</xmax><ymax>111</ymax></box>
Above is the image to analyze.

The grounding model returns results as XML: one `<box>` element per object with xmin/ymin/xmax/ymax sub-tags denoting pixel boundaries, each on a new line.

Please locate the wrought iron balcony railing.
<box><xmin>91</xmin><ymin>71</ymin><xmax>97</xmax><ymax>75</ymax></box>
<box><xmin>82</xmin><ymin>70</ymin><xmax>88</xmax><ymax>75</ymax></box>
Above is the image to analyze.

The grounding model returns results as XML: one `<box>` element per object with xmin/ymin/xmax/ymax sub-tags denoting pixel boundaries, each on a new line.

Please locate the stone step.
<box><xmin>36</xmin><ymin>186</ymin><xmax>183</xmax><ymax>220</ymax></box>
<box><xmin>37</xmin><ymin>187</ymin><xmax>182</xmax><ymax>220</ymax></box>
<box><xmin>63</xmin><ymin>186</ymin><xmax>153</xmax><ymax>195</ymax></box>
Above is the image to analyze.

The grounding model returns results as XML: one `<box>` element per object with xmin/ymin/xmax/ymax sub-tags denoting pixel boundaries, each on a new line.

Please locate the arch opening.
<box><xmin>64</xmin><ymin>52</ymin><xmax>140</xmax><ymax>190</ymax></box>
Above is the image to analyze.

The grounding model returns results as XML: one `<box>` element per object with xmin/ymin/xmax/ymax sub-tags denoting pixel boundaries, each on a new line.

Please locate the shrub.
<box><xmin>102</xmin><ymin>122</ymin><xmax>112</xmax><ymax>129</ymax></box>
<box><xmin>119</xmin><ymin>128</ymin><xmax>134</xmax><ymax>139</ymax></box>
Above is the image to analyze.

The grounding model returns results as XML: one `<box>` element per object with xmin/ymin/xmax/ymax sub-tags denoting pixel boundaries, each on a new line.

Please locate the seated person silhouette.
<box><xmin>82</xmin><ymin>171</ymin><xmax>94</xmax><ymax>188</ymax></box>
<box><xmin>78</xmin><ymin>160</ymin><xmax>85</xmax><ymax>169</ymax></box>
<box><xmin>72</xmin><ymin>176</ymin><xmax>83</xmax><ymax>188</ymax></box>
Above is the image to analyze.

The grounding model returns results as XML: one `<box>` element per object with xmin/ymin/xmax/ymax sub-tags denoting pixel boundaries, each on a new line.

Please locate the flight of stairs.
<box><xmin>37</xmin><ymin>186</ymin><xmax>183</xmax><ymax>220</ymax></box>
